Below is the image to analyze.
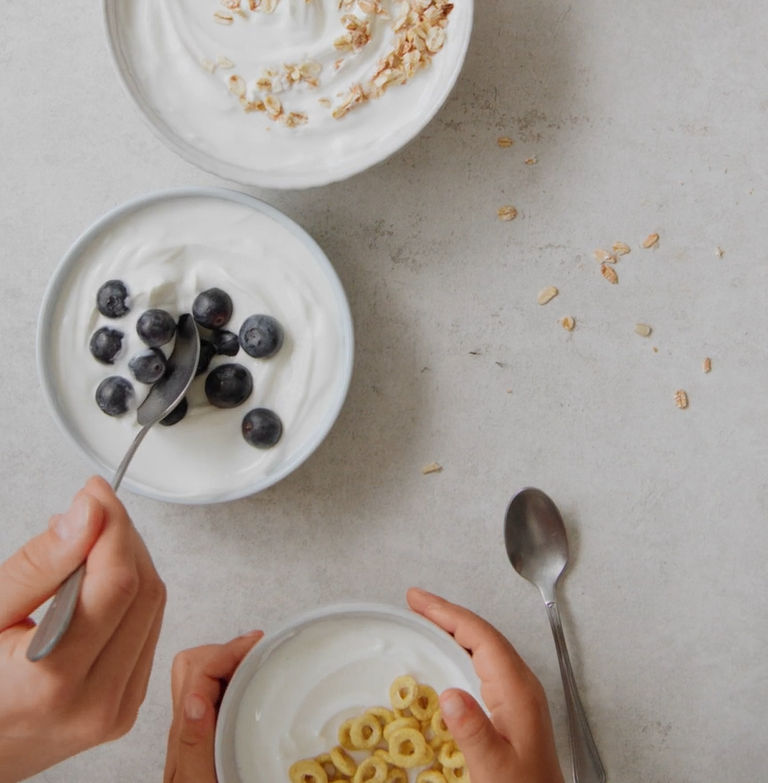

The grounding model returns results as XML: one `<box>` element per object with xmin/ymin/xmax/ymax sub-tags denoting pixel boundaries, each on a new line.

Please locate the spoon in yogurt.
<box><xmin>504</xmin><ymin>487</ymin><xmax>606</xmax><ymax>783</ymax></box>
<box><xmin>26</xmin><ymin>314</ymin><xmax>200</xmax><ymax>662</ymax></box>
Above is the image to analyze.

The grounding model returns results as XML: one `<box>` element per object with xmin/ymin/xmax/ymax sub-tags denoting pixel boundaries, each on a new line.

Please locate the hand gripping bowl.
<box><xmin>103</xmin><ymin>0</ymin><xmax>473</xmax><ymax>188</ymax></box>
<box><xmin>38</xmin><ymin>187</ymin><xmax>354</xmax><ymax>504</ymax></box>
<box><xmin>214</xmin><ymin>602</ymin><xmax>481</xmax><ymax>783</ymax></box>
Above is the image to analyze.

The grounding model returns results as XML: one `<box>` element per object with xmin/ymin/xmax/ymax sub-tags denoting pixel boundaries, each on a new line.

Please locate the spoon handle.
<box><xmin>545</xmin><ymin>601</ymin><xmax>606</xmax><ymax>783</ymax></box>
<box><xmin>25</xmin><ymin>426</ymin><xmax>150</xmax><ymax>662</ymax></box>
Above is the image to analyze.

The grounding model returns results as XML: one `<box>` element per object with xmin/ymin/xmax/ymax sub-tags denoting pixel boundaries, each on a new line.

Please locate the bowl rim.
<box><xmin>213</xmin><ymin>600</ymin><xmax>480</xmax><ymax>783</ymax></box>
<box><xmin>102</xmin><ymin>0</ymin><xmax>474</xmax><ymax>189</ymax></box>
<box><xmin>37</xmin><ymin>185</ymin><xmax>354</xmax><ymax>504</ymax></box>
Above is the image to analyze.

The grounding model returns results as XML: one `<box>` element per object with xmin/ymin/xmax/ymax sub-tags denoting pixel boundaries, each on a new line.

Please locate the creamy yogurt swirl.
<box><xmin>42</xmin><ymin>191</ymin><xmax>352</xmax><ymax>503</ymax></box>
<box><xmin>228</xmin><ymin>612</ymin><xmax>478</xmax><ymax>783</ymax></box>
<box><xmin>107</xmin><ymin>0</ymin><xmax>471</xmax><ymax>186</ymax></box>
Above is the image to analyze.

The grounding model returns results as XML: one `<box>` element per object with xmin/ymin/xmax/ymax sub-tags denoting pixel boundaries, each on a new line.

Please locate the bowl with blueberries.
<box><xmin>38</xmin><ymin>188</ymin><xmax>354</xmax><ymax>503</ymax></box>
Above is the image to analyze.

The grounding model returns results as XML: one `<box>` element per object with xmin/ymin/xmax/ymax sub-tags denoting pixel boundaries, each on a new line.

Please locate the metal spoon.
<box><xmin>26</xmin><ymin>313</ymin><xmax>200</xmax><ymax>662</ymax></box>
<box><xmin>504</xmin><ymin>487</ymin><xmax>606</xmax><ymax>783</ymax></box>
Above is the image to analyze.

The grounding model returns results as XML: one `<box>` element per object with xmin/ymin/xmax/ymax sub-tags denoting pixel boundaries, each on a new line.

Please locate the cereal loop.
<box><xmin>289</xmin><ymin>759</ymin><xmax>329</xmax><ymax>783</ymax></box>
<box><xmin>315</xmin><ymin>754</ymin><xmax>337</xmax><ymax>779</ymax></box>
<box><xmin>410</xmin><ymin>685</ymin><xmax>439</xmax><ymax>721</ymax></box>
<box><xmin>417</xmin><ymin>771</ymin><xmax>447</xmax><ymax>783</ymax></box>
<box><xmin>350</xmin><ymin>713</ymin><xmax>383</xmax><ymax>749</ymax></box>
<box><xmin>330</xmin><ymin>746</ymin><xmax>357</xmax><ymax>777</ymax></box>
<box><xmin>389</xmin><ymin>675</ymin><xmax>418</xmax><ymax>710</ymax></box>
<box><xmin>387</xmin><ymin>727</ymin><xmax>432</xmax><ymax>769</ymax></box>
<box><xmin>430</xmin><ymin>709</ymin><xmax>451</xmax><ymax>742</ymax></box>
<box><xmin>367</xmin><ymin>706</ymin><xmax>395</xmax><ymax>726</ymax></box>
<box><xmin>338</xmin><ymin>718</ymin><xmax>356</xmax><ymax>750</ymax></box>
<box><xmin>352</xmin><ymin>756</ymin><xmax>388</xmax><ymax>783</ymax></box>
<box><xmin>386</xmin><ymin>768</ymin><xmax>408</xmax><ymax>783</ymax></box>
<box><xmin>383</xmin><ymin>717</ymin><xmax>420</xmax><ymax>743</ymax></box>
<box><xmin>438</xmin><ymin>741</ymin><xmax>465</xmax><ymax>769</ymax></box>
<box><xmin>443</xmin><ymin>766</ymin><xmax>468</xmax><ymax>783</ymax></box>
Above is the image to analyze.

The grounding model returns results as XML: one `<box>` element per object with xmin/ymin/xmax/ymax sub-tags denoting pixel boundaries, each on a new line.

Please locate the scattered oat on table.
<box><xmin>634</xmin><ymin>323</ymin><xmax>652</xmax><ymax>337</ymax></box>
<box><xmin>497</xmin><ymin>136</ymin><xmax>514</xmax><ymax>148</ymax></box>
<box><xmin>497</xmin><ymin>205</ymin><xmax>518</xmax><ymax>221</ymax></box>
<box><xmin>715</xmin><ymin>246</ymin><xmax>725</xmax><ymax>258</ymax></box>
<box><xmin>421</xmin><ymin>462</ymin><xmax>443</xmax><ymax>475</ymax></box>
<box><xmin>537</xmin><ymin>286</ymin><xmax>558</xmax><ymax>305</ymax></box>
<box><xmin>560</xmin><ymin>316</ymin><xmax>575</xmax><ymax>331</ymax></box>
<box><xmin>703</xmin><ymin>357</ymin><xmax>712</xmax><ymax>373</ymax></box>
<box><xmin>600</xmin><ymin>264</ymin><xmax>619</xmax><ymax>284</ymax></box>
<box><xmin>524</xmin><ymin>156</ymin><xmax>538</xmax><ymax>165</ymax></box>
<box><xmin>612</xmin><ymin>241</ymin><xmax>631</xmax><ymax>256</ymax></box>
<box><xmin>594</xmin><ymin>248</ymin><xmax>617</xmax><ymax>264</ymax></box>
<box><xmin>674</xmin><ymin>389</ymin><xmax>689</xmax><ymax>409</ymax></box>
<box><xmin>641</xmin><ymin>232</ymin><xmax>660</xmax><ymax>249</ymax></box>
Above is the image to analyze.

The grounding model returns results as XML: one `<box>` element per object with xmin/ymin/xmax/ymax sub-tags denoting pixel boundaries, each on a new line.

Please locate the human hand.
<box><xmin>164</xmin><ymin>631</ymin><xmax>263</xmax><ymax>783</ymax></box>
<box><xmin>407</xmin><ymin>588</ymin><xmax>564</xmax><ymax>783</ymax></box>
<box><xmin>0</xmin><ymin>476</ymin><xmax>166</xmax><ymax>783</ymax></box>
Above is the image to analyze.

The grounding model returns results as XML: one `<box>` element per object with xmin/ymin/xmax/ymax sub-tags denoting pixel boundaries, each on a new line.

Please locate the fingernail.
<box><xmin>440</xmin><ymin>690</ymin><xmax>467</xmax><ymax>719</ymax></box>
<box><xmin>185</xmin><ymin>693</ymin><xmax>207</xmax><ymax>721</ymax></box>
<box><xmin>241</xmin><ymin>629</ymin><xmax>264</xmax><ymax>639</ymax></box>
<box><xmin>53</xmin><ymin>495</ymin><xmax>90</xmax><ymax>541</ymax></box>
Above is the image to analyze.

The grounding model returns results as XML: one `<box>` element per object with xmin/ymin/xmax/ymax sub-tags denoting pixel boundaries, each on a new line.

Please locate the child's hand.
<box><xmin>164</xmin><ymin>632</ymin><xmax>263</xmax><ymax>783</ymax></box>
<box><xmin>407</xmin><ymin>588</ymin><xmax>565</xmax><ymax>783</ymax></box>
<box><xmin>0</xmin><ymin>477</ymin><xmax>166</xmax><ymax>783</ymax></box>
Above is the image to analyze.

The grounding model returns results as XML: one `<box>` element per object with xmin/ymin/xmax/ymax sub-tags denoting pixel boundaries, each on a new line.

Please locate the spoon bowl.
<box><xmin>505</xmin><ymin>487</ymin><xmax>606</xmax><ymax>783</ymax></box>
<box><xmin>26</xmin><ymin>314</ymin><xmax>200</xmax><ymax>662</ymax></box>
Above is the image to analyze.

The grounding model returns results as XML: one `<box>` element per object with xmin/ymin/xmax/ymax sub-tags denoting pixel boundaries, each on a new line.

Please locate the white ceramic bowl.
<box><xmin>215</xmin><ymin>602</ymin><xmax>481</xmax><ymax>783</ymax></box>
<box><xmin>103</xmin><ymin>0</ymin><xmax>473</xmax><ymax>189</ymax></box>
<box><xmin>38</xmin><ymin>187</ymin><xmax>354</xmax><ymax>504</ymax></box>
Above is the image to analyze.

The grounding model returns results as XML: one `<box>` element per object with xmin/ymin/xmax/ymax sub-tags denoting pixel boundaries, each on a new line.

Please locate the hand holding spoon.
<box><xmin>26</xmin><ymin>314</ymin><xmax>200</xmax><ymax>662</ymax></box>
<box><xmin>505</xmin><ymin>487</ymin><xmax>606</xmax><ymax>783</ymax></box>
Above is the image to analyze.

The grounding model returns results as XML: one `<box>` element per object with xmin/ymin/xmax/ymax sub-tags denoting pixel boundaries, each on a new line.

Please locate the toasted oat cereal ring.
<box><xmin>315</xmin><ymin>754</ymin><xmax>337</xmax><ymax>779</ymax></box>
<box><xmin>385</xmin><ymin>768</ymin><xmax>408</xmax><ymax>783</ymax></box>
<box><xmin>338</xmin><ymin>718</ymin><xmax>356</xmax><ymax>750</ymax></box>
<box><xmin>417</xmin><ymin>771</ymin><xmax>447</xmax><ymax>783</ymax></box>
<box><xmin>330</xmin><ymin>746</ymin><xmax>357</xmax><ymax>777</ymax></box>
<box><xmin>289</xmin><ymin>759</ymin><xmax>329</xmax><ymax>783</ymax></box>
<box><xmin>410</xmin><ymin>685</ymin><xmax>439</xmax><ymax>721</ymax></box>
<box><xmin>389</xmin><ymin>675</ymin><xmax>418</xmax><ymax>710</ymax></box>
<box><xmin>443</xmin><ymin>765</ymin><xmax>468</xmax><ymax>783</ymax></box>
<box><xmin>373</xmin><ymin>748</ymin><xmax>394</xmax><ymax>765</ymax></box>
<box><xmin>437</xmin><ymin>741</ymin><xmax>465</xmax><ymax>770</ymax></box>
<box><xmin>388</xmin><ymin>727</ymin><xmax>432</xmax><ymax>768</ymax></box>
<box><xmin>430</xmin><ymin>709</ymin><xmax>451</xmax><ymax>743</ymax></box>
<box><xmin>367</xmin><ymin>706</ymin><xmax>395</xmax><ymax>726</ymax></box>
<box><xmin>383</xmin><ymin>716</ymin><xmax>420</xmax><ymax>743</ymax></box>
<box><xmin>350</xmin><ymin>713</ymin><xmax>383</xmax><ymax>749</ymax></box>
<box><xmin>352</xmin><ymin>755</ymin><xmax>388</xmax><ymax>783</ymax></box>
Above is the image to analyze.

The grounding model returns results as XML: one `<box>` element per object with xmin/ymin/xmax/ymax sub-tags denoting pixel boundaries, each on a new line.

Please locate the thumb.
<box><xmin>0</xmin><ymin>492</ymin><xmax>105</xmax><ymax>630</ymax></box>
<box><xmin>439</xmin><ymin>689</ymin><xmax>512</xmax><ymax>776</ymax></box>
<box><xmin>171</xmin><ymin>693</ymin><xmax>218</xmax><ymax>783</ymax></box>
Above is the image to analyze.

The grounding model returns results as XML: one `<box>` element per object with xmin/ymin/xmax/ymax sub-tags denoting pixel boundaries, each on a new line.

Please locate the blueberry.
<box><xmin>95</xmin><ymin>376</ymin><xmax>133</xmax><ymax>417</ymax></box>
<box><xmin>160</xmin><ymin>397</ymin><xmax>188</xmax><ymax>427</ymax></box>
<box><xmin>89</xmin><ymin>327</ymin><xmax>124</xmax><ymax>364</ymax></box>
<box><xmin>193</xmin><ymin>288</ymin><xmax>233</xmax><ymax>329</ymax></box>
<box><xmin>129</xmin><ymin>348</ymin><xmax>167</xmax><ymax>384</ymax></box>
<box><xmin>204</xmin><ymin>363</ymin><xmax>253</xmax><ymax>409</ymax></box>
<box><xmin>211</xmin><ymin>329</ymin><xmax>240</xmax><ymax>357</ymax></box>
<box><xmin>96</xmin><ymin>280</ymin><xmax>130</xmax><ymax>318</ymax></box>
<box><xmin>241</xmin><ymin>408</ymin><xmax>282</xmax><ymax>448</ymax></box>
<box><xmin>195</xmin><ymin>338</ymin><xmax>217</xmax><ymax>376</ymax></box>
<box><xmin>136</xmin><ymin>309</ymin><xmax>176</xmax><ymax>347</ymax></box>
<box><xmin>239</xmin><ymin>314</ymin><xmax>284</xmax><ymax>358</ymax></box>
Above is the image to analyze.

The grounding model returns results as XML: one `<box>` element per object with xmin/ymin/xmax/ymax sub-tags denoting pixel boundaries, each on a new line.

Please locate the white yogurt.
<box><xmin>41</xmin><ymin>190</ymin><xmax>352</xmax><ymax>503</ymax></box>
<box><xmin>107</xmin><ymin>0</ymin><xmax>472</xmax><ymax>186</ymax></box>
<box><xmin>228</xmin><ymin>611</ymin><xmax>478</xmax><ymax>783</ymax></box>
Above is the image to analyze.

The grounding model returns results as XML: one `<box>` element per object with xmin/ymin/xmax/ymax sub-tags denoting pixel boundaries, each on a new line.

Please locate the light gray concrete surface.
<box><xmin>1</xmin><ymin>1</ymin><xmax>767</xmax><ymax>781</ymax></box>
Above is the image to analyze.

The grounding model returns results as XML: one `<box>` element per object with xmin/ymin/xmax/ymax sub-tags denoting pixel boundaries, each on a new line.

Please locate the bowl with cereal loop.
<box><xmin>37</xmin><ymin>187</ymin><xmax>353</xmax><ymax>503</ymax></box>
<box><xmin>104</xmin><ymin>0</ymin><xmax>473</xmax><ymax>188</ymax></box>
<box><xmin>215</xmin><ymin>603</ymin><xmax>481</xmax><ymax>783</ymax></box>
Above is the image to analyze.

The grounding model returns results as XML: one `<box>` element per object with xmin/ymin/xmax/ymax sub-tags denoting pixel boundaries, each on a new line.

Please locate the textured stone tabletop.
<box><xmin>1</xmin><ymin>1</ymin><xmax>766</xmax><ymax>782</ymax></box>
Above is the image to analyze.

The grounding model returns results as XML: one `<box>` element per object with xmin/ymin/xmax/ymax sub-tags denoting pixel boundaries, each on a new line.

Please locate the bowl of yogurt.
<box><xmin>214</xmin><ymin>602</ymin><xmax>481</xmax><ymax>783</ymax></box>
<box><xmin>38</xmin><ymin>187</ymin><xmax>353</xmax><ymax>504</ymax></box>
<box><xmin>103</xmin><ymin>0</ymin><xmax>473</xmax><ymax>188</ymax></box>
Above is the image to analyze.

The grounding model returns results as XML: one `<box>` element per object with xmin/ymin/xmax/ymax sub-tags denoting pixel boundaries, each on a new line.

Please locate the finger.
<box><xmin>31</xmin><ymin>477</ymin><xmax>141</xmax><ymax>677</ymax></box>
<box><xmin>0</xmin><ymin>490</ymin><xmax>105</xmax><ymax>630</ymax></box>
<box><xmin>439</xmin><ymin>688</ymin><xmax>516</xmax><ymax>774</ymax></box>
<box><xmin>407</xmin><ymin>588</ymin><xmax>543</xmax><ymax>736</ymax></box>
<box><xmin>166</xmin><ymin>633</ymin><xmax>263</xmax><ymax>779</ymax></box>
<box><xmin>165</xmin><ymin>692</ymin><xmax>218</xmax><ymax>783</ymax></box>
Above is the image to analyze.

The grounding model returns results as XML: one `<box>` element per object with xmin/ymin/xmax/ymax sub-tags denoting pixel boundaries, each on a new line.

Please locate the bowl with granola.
<box><xmin>104</xmin><ymin>0</ymin><xmax>472</xmax><ymax>188</ymax></box>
